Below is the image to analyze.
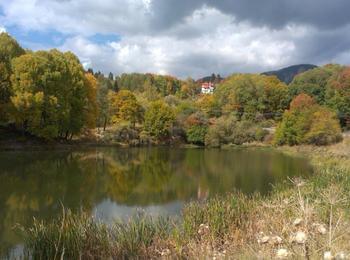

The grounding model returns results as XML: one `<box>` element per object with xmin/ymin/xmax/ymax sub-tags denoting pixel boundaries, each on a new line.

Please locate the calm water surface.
<box><xmin>0</xmin><ymin>147</ymin><xmax>312</xmax><ymax>255</ymax></box>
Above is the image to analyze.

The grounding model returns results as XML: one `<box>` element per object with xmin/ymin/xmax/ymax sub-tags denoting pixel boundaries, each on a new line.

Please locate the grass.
<box><xmin>21</xmin><ymin>210</ymin><xmax>173</xmax><ymax>259</ymax></box>
<box><xmin>20</xmin><ymin>138</ymin><xmax>350</xmax><ymax>259</ymax></box>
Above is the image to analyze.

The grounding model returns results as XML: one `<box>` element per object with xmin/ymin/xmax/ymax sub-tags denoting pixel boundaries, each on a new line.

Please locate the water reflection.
<box><xmin>0</xmin><ymin>147</ymin><xmax>312</xmax><ymax>255</ymax></box>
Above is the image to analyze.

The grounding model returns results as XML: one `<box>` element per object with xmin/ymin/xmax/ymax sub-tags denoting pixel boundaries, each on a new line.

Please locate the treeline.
<box><xmin>0</xmin><ymin>32</ymin><xmax>349</xmax><ymax>145</ymax></box>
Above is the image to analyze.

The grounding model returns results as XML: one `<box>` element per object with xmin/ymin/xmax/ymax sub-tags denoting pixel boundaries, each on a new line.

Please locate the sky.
<box><xmin>0</xmin><ymin>0</ymin><xmax>349</xmax><ymax>79</ymax></box>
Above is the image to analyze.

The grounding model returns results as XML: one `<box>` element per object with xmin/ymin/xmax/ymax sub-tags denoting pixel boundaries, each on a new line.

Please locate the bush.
<box><xmin>186</xmin><ymin>125</ymin><xmax>208</xmax><ymax>145</ymax></box>
<box><xmin>304</xmin><ymin>107</ymin><xmax>343</xmax><ymax>145</ymax></box>
<box><xmin>204</xmin><ymin>116</ymin><xmax>268</xmax><ymax>147</ymax></box>
<box><xmin>101</xmin><ymin>122</ymin><xmax>140</xmax><ymax>144</ymax></box>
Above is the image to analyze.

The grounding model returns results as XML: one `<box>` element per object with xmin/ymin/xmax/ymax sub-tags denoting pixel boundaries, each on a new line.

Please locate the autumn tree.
<box><xmin>325</xmin><ymin>66</ymin><xmax>350</xmax><ymax>128</ymax></box>
<box><xmin>10</xmin><ymin>50</ymin><xmax>88</xmax><ymax>139</ymax></box>
<box><xmin>109</xmin><ymin>90</ymin><xmax>143</xmax><ymax>127</ymax></box>
<box><xmin>144</xmin><ymin>101</ymin><xmax>175</xmax><ymax>139</ymax></box>
<box><xmin>84</xmin><ymin>73</ymin><xmax>99</xmax><ymax>129</ymax></box>
<box><xmin>0</xmin><ymin>33</ymin><xmax>25</xmax><ymax>122</ymax></box>
<box><xmin>214</xmin><ymin>74</ymin><xmax>288</xmax><ymax>120</ymax></box>
<box><xmin>179</xmin><ymin>78</ymin><xmax>200</xmax><ymax>99</ymax></box>
<box><xmin>275</xmin><ymin>94</ymin><xmax>342</xmax><ymax>146</ymax></box>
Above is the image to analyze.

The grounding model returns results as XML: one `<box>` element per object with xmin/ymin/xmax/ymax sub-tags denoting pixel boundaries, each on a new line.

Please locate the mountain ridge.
<box><xmin>262</xmin><ymin>64</ymin><xmax>318</xmax><ymax>84</ymax></box>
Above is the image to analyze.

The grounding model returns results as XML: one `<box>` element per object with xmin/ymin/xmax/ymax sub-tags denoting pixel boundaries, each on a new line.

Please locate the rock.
<box><xmin>276</xmin><ymin>248</ymin><xmax>289</xmax><ymax>259</ymax></box>
<box><xmin>198</xmin><ymin>224</ymin><xmax>209</xmax><ymax>236</ymax></box>
<box><xmin>293</xmin><ymin>218</ymin><xmax>303</xmax><ymax>226</ymax></box>
<box><xmin>317</xmin><ymin>225</ymin><xmax>327</xmax><ymax>235</ymax></box>
<box><xmin>292</xmin><ymin>231</ymin><xmax>307</xmax><ymax>244</ymax></box>
<box><xmin>161</xmin><ymin>248</ymin><xmax>171</xmax><ymax>256</ymax></box>
<box><xmin>323</xmin><ymin>251</ymin><xmax>333</xmax><ymax>260</ymax></box>
<box><xmin>335</xmin><ymin>252</ymin><xmax>347</xmax><ymax>260</ymax></box>
<box><xmin>258</xmin><ymin>236</ymin><xmax>270</xmax><ymax>244</ymax></box>
<box><xmin>271</xmin><ymin>236</ymin><xmax>283</xmax><ymax>245</ymax></box>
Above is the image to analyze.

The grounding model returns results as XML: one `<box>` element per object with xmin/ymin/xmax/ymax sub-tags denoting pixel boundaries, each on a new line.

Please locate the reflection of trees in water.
<box><xmin>0</xmin><ymin>151</ymin><xmax>105</xmax><ymax>254</ymax></box>
<box><xmin>0</xmin><ymin>148</ymin><xmax>312</xmax><ymax>255</ymax></box>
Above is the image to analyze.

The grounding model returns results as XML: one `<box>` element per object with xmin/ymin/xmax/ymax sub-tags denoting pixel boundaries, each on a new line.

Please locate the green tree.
<box><xmin>144</xmin><ymin>101</ymin><xmax>175</xmax><ymax>139</ymax></box>
<box><xmin>289</xmin><ymin>64</ymin><xmax>343</xmax><ymax>104</ymax></box>
<box><xmin>0</xmin><ymin>33</ymin><xmax>25</xmax><ymax>123</ymax></box>
<box><xmin>184</xmin><ymin>112</ymin><xmax>208</xmax><ymax>145</ymax></box>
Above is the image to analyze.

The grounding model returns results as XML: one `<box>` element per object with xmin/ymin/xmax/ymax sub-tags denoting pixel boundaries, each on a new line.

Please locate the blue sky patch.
<box><xmin>88</xmin><ymin>33</ymin><xmax>121</xmax><ymax>44</ymax></box>
<box><xmin>5</xmin><ymin>26</ymin><xmax>68</xmax><ymax>49</ymax></box>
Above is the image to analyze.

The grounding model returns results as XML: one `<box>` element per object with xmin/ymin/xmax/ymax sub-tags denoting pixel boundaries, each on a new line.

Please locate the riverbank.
<box><xmin>18</xmin><ymin>137</ymin><xmax>350</xmax><ymax>259</ymax></box>
<box><xmin>0</xmin><ymin>126</ymin><xmax>192</xmax><ymax>151</ymax></box>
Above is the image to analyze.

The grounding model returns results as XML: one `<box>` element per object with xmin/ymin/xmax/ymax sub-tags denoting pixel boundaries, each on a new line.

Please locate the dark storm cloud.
<box><xmin>150</xmin><ymin>0</ymin><xmax>350</xmax><ymax>30</ymax></box>
<box><xmin>290</xmin><ymin>25</ymin><xmax>350</xmax><ymax>65</ymax></box>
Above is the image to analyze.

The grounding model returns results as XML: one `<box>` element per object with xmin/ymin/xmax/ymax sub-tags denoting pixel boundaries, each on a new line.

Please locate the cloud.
<box><xmin>0</xmin><ymin>25</ymin><xmax>6</xmax><ymax>33</ymax></box>
<box><xmin>0</xmin><ymin>0</ymin><xmax>350</xmax><ymax>78</ymax></box>
<box><xmin>59</xmin><ymin>8</ymin><xmax>300</xmax><ymax>78</ymax></box>
<box><xmin>149</xmin><ymin>0</ymin><xmax>350</xmax><ymax>31</ymax></box>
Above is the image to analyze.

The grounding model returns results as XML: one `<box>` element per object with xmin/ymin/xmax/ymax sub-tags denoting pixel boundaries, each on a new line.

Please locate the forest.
<box><xmin>0</xmin><ymin>32</ymin><xmax>349</xmax><ymax>147</ymax></box>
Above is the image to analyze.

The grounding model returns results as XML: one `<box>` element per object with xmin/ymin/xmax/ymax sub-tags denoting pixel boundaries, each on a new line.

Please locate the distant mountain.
<box><xmin>197</xmin><ymin>73</ymin><xmax>224</xmax><ymax>84</ymax></box>
<box><xmin>262</xmin><ymin>64</ymin><xmax>318</xmax><ymax>84</ymax></box>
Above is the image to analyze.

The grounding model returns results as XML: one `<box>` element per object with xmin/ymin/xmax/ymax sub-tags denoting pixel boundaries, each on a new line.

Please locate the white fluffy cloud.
<box><xmin>57</xmin><ymin>7</ymin><xmax>302</xmax><ymax>78</ymax></box>
<box><xmin>0</xmin><ymin>26</ymin><xmax>6</xmax><ymax>33</ymax></box>
<box><xmin>1</xmin><ymin>0</ymin><xmax>350</xmax><ymax>78</ymax></box>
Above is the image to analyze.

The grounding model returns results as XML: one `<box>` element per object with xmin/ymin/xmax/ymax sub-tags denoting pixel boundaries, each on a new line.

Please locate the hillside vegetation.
<box><xmin>0</xmin><ymin>33</ymin><xmax>349</xmax><ymax>147</ymax></box>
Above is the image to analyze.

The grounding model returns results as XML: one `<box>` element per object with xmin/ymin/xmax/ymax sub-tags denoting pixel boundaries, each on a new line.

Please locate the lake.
<box><xmin>0</xmin><ymin>147</ymin><xmax>312</xmax><ymax>256</ymax></box>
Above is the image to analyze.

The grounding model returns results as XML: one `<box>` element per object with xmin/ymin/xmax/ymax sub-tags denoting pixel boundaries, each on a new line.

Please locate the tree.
<box><xmin>113</xmin><ymin>79</ymin><xmax>119</xmax><ymax>92</ymax></box>
<box><xmin>0</xmin><ymin>33</ymin><xmax>25</xmax><ymax>123</ymax></box>
<box><xmin>109</xmin><ymin>90</ymin><xmax>143</xmax><ymax>126</ymax></box>
<box><xmin>108</xmin><ymin>72</ymin><xmax>114</xmax><ymax>81</ymax></box>
<box><xmin>275</xmin><ymin>94</ymin><xmax>342</xmax><ymax>146</ymax></box>
<box><xmin>144</xmin><ymin>101</ymin><xmax>175</xmax><ymax>139</ymax></box>
<box><xmin>214</xmin><ymin>74</ymin><xmax>288</xmax><ymax>120</ymax></box>
<box><xmin>179</xmin><ymin>78</ymin><xmax>200</xmax><ymax>99</ymax></box>
<box><xmin>97</xmin><ymin>83</ymin><xmax>111</xmax><ymax>131</ymax></box>
<box><xmin>84</xmin><ymin>73</ymin><xmax>99</xmax><ymax>129</ymax></box>
<box><xmin>289</xmin><ymin>64</ymin><xmax>343</xmax><ymax>104</ymax></box>
<box><xmin>325</xmin><ymin>66</ymin><xmax>350</xmax><ymax>128</ymax></box>
<box><xmin>184</xmin><ymin>111</ymin><xmax>208</xmax><ymax>145</ymax></box>
<box><xmin>10</xmin><ymin>50</ymin><xmax>88</xmax><ymax>139</ymax></box>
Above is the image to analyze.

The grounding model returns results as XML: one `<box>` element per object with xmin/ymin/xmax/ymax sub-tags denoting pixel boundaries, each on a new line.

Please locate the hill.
<box><xmin>197</xmin><ymin>73</ymin><xmax>224</xmax><ymax>84</ymax></box>
<box><xmin>262</xmin><ymin>64</ymin><xmax>318</xmax><ymax>84</ymax></box>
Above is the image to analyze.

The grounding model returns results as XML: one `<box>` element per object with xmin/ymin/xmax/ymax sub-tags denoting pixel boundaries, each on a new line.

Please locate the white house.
<box><xmin>201</xmin><ymin>82</ymin><xmax>215</xmax><ymax>94</ymax></box>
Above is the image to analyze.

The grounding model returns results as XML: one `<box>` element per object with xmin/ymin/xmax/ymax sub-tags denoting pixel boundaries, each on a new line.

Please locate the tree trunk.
<box><xmin>103</xmin><ymin>117</ymin><xmax>107</xmax><ymax>131</ymax></box>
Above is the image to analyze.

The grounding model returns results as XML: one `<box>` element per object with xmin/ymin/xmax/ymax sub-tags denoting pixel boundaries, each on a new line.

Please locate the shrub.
<box><xmin>304</xmin><ymin>107</ymin><xmax>343</xmax><ymax>145</ymax></box>
<box><xmin>204</xmin><ymin>116</ymin><xmax>268</xmax><ymax>147</ymax></box>
<box><xmin>186</xmin><ymin>125</ymin><xmax>208</xmax><ymax>145</ymax></box>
